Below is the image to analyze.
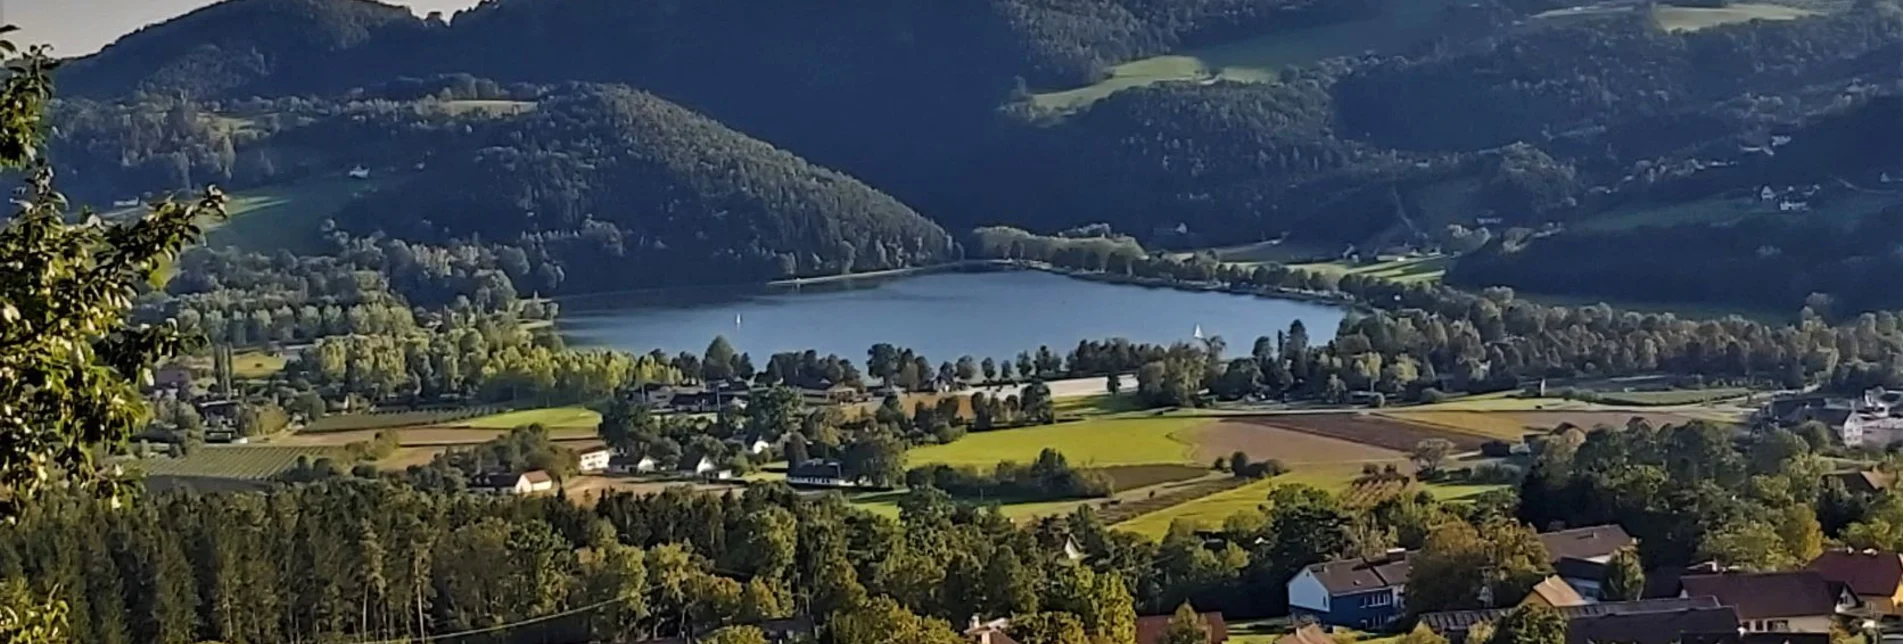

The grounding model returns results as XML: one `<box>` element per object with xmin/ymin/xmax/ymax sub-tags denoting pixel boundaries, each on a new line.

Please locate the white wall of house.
<box><xmin>1288</xmin><ymin>569</ymin><xmax>1332</xmax><ymax>613</ymax></box>
<box><xmin>579</xmin><ymin>450</ymin><xmax>612</xmax><ymax>472</ymax></box>
<box><xmin>1741</xmin><ymin>615</ymin><xmax>1833</xmax><ymax>634</ymax></box>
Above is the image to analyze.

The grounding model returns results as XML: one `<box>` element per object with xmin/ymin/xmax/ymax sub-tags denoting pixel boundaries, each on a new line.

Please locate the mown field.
<box><xmin>138</xmin><ymin>446</ymin><xmax>352</xmax><ymax>480</ymax></box>
<box><xmin>448</xmin><ymin>406</ymin><xmax>602</xmax><ymax>429</ymax></box>
<box><xmin>1292</xmin><ymin>255</ymin><xmax>1452</xmax><ymax>284</ymax></box>
<box><xmin>907</xmin><ymin>416</ymin><xmax>1209</xmax><ymax>467</ymax></box>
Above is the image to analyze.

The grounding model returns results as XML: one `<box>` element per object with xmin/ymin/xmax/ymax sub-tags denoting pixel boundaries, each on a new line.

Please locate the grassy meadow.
<box><xmin>1029</xmin><ymin>0</ymin><xmax>1472</xmax><ymax>112</ymax></box>
<box><xmin>201</xmin><ymin>176</ymin><xmax>391</xmax><ymax>254</ymax></box>
<box><xmin>906</xmin><ymin>416</ymin><xmax>1209</xmax><ymax>467</ymax></box>
<box><xmin>453</xmin><ymin>406</ymin><xmax>603</xmax><ymax>430</ymax></box>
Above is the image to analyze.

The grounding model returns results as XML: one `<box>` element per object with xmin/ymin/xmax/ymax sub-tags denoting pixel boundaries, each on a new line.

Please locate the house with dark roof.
<box><xmin>1539</xmin><ymin>524</ymin><xmax>1635</xmax><ymax>599</ymax></box>
<box><xmin>1679</xmin><ymin>571</ymin><xmax>1848</xmax><ymax>634</ymax></box>
<box><xmin>1134</xmin><ymin>611</ymin><xmax>1227</xmax><ymax>644</ymax></box>
<box><xmin>1420</xmin><ymin>597</ymin><xmax>1737</xmax><ymax>644</ymax></box>
<box><xmin>1809</xmin><ymin>549</ymin><xmax>1903</xmax><ymax>617</ymax></box>
<box><xmin>1287</xmin><ymin>550</ymin><xmax>1411</xmax><ymax>628</ymax></box>
<box><xmin>473</xmin><ymin>470</ymin><xmax>555</xmax><ymax>495</ymax></box>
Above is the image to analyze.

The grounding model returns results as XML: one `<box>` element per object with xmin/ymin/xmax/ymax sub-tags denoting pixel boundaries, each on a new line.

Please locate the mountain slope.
<box><xmin>330</xmin><ymin>86</ymin><xmax>958</xmax><ymax>287</ymax></box>
<box><xmin>56</xmin><ymin>0</ymin><xmax>425</xmax><ymax>99</ymax></box>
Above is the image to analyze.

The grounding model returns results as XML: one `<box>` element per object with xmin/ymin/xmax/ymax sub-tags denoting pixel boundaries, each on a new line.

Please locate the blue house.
<box><xmin>1288</xmin><ymin>550</ymin><xmax>1411</xmax><ymax>628</ymax></box>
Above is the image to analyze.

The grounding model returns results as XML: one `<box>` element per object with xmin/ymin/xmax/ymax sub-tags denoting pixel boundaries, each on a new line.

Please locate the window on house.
<box><xmin>1768</xmin><ymin>620</ymin><xmax>1789</xmax><ymax>632</ymax></box>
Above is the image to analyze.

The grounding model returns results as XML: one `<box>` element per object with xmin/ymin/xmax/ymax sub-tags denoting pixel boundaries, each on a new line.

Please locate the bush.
<box><xmin>1471</xmin><ymin>462</ymin><xmax>1524</xmax><ymax>484</ymax></box>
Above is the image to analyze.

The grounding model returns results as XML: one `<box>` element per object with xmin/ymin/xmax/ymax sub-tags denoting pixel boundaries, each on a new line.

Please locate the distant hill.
<box><xmin>56</xmin><ymin>0</ymin><xmax>426</xmax><ymax>99</ymax></box>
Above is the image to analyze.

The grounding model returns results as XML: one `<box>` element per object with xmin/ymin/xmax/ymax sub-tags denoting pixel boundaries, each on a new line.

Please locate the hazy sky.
<box><xmin>7</xmin><ymin>0</ymin><xmax>483</xmax><ymax>57</ymax></box>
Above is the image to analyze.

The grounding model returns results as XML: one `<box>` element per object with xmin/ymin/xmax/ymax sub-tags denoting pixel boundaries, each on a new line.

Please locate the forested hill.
<box><xmin>329</xmin><ymin>86</ymin><xmax>958</xmax><ymax>287</ymax></box>
<box><xmin>55</xmin><ymin>0</ymin><xmax>424</xmax><ymax>99</ymax></box>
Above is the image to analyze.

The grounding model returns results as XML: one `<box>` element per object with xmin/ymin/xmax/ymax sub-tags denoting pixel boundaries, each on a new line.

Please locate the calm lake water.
<box><xmin>556</xmin><ymin>269</ymin><xmax>1344</xmax><ymax>361</ymax></box>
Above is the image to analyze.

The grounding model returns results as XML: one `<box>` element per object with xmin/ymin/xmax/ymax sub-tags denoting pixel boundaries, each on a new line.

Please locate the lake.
<box><xmin>556</xmin><ymin>269</ymin><xmax>1344</xmax><ymax>362</ymax></box>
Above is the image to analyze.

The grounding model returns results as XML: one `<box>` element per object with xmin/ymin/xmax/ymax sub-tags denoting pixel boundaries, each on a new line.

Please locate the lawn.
<box><xmin>1053</xmin><ymin>393</ymin><xmax>1146</xmax><ymax>417</ymax></box>
<box><xmin>203</xmin><ymin>176</ymin><xmax>390</xmax><ymax>254</ymax></box>
<box><xmin>1028</xmin><ymin>0</ymin><xmax>1472</xmax><ymax>112</ymax></box>
<box><xmin>906</xmin><ymin>416</ymin><xmax>1211</xmax><ymax>467</ymax></box>
<box><xmin>138</xmin><ymin>446</ymin><xmax>352</xmax><ymax>480</ymax></box>
<box><xmin>454</xmin><ymin>406</ymin><xmax>602</xmax><ymax>429</ymax></box>
<box><xmin>231</xmin><ymin>350</ymin><xmax>287</xmax><ymax>379</ymax></box>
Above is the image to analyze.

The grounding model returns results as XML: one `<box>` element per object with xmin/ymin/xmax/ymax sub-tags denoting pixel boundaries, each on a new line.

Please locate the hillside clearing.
<box><xmin>232</xmin><ymin>351</ymin><xmax>287</xmax><ymax>379</ymax></box>
<box><xmin>1028</xmin><ymin>0</ymin><xmax>1472</xmax><ymax>112</ymax></box>
<box><xmin>1655</xmin><ymin>3</ymin><xmax>1816</xmax><ymax>31</ymax></box>
<box><xmin>204</xmin><ymin>176</ymin><xmax>389</xmax><ymax>253</ymax></box>
<box><xmin>1292</xmin><ymin>255</ymin><xmax>1451</xmax><ymax>284</ymax></box>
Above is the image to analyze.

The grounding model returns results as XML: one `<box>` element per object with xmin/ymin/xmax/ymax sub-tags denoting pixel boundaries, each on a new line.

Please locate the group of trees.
<box><xmin>906</xmin><ymin>449</ymin><xmax>1114</xmax><ymax>502</ymax></box>
<box><xmin>1452</xmin><ymin>206</ymin><xmax>1903</xmax><ymax>315</ymax></box>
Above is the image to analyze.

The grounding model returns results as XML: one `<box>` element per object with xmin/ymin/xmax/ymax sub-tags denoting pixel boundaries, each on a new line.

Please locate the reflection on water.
<box><xmin>557</xmin><ymin>268</ymin><xmax>1344</xmax><ymax>361</ymax></box>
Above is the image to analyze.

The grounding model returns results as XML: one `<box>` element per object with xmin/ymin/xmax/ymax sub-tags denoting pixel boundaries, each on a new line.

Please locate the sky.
<box><xmin>6</xmin><ymin>0</ymin><xmax>483</xmax><ymax>57</ymax></box>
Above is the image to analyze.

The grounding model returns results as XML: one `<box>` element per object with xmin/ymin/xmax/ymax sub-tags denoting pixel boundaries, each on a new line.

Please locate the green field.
<box><xmin>1293</xmin><ymin>255</ymin><xmax>1451</xmax><ymax>284</ymax></box>
<box><xmin>232</xmin><ymin>351</ymin><xmax>287</xmax><ymax>379</ymax></box>
<box><xmin>907</xmin><ymin>416</ymin><xmax>1208</xmax><ymax>467</ymax></box>
<box><xmin>203</xmin><ymin>176</ymin><xmax>390</xmax><ymax>253</ymax></box>
<box><xmin>1113</xmin><ymin>476</ymin><xmax>1280</xmax><ymax>538</ymax></box>
<box><xmin>1029</xmin><ymin>0</ymin><xmax>1471</xmax><ymax>112</ymax></box>
<box><xmin>455</xmin><ymin>406</ymin><xmax>602</xmax><ymax>429</ymax></box>
<box><xmin>138</xmin><ymin>446</ymin><xmax>352</xmax><ymax>480</ymax></box>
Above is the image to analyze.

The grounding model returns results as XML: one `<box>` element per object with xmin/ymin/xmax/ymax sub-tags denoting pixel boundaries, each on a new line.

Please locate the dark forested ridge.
<box><xmin>330</xmin><ymin>87</ymin><xmax>957</xmax><ymax>286</ymax></box>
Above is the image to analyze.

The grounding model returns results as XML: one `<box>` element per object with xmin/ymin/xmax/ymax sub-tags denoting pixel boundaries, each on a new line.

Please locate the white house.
<box><xmin>477</xmin><ymin>470</ymin><xmax>555</xmax><ymax>495</ymax></box>
<box><xmin>347</xmin><ymin>165</ymin><xmax>372</xmax><ymax>179</ymax></box>
<box><xmin>691</xmin><ymin>456</ymin><xmax>718</xmax><ymax>475</ymax></box>
<box><xmin>608</xmin><ymin>454</ymin><xmax>656</xmax><ymax>474</ymax></box>
<box><xmin>577</xmin><ymin>447</ymin><xmax>613</xmax><ymax>473</ymax></box>
<box><xmin>1287</xmin><ymin>551</ymin><xmax>1410</xmax><ymax>628</ymax></box>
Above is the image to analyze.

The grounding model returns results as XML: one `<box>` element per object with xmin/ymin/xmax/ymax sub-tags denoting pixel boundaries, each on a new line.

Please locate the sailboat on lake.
<box><xmin>1193</xmin><ymin>324</ymin><xmax>1204</xmax><ymax>340</ymax></box>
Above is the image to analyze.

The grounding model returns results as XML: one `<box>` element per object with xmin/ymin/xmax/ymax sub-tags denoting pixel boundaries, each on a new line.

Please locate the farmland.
<box><xmin>1384</xmin><ymin>409</ymin><xmax>1700</xmax><ymax>439</ymax></box>
<box><xmin>1097</xmin><ymin>464</ymin><xmax>1213</xmax><ymax>491</ymax></box>
<box><xmin>303</xmin><ymin>407</ymin><xmax>500</xmax><ymax>433</ymax></box>
<box><xmin>906</xmin><ymin>416</ymin><xmax>1208</xmax><ymax>467</ymax></box>
<box><xmin>1242</xmin><ymin>413</ymin><xmax>1488</xmax><ymax>452</ymax></box>
<box><xmin>1194</xmin><ymin>418</ymin><xmax>1408</xmax><ymax>466</ymax></box>
<box><xmin>450</xmin><ymin>406</ymin><xmax>602</xmax><ymax>429</ymax></box>
<box><xmin>137</xmin><ymin>446</ymin><xmax>353</xmax><ymax>480</ymax></box>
